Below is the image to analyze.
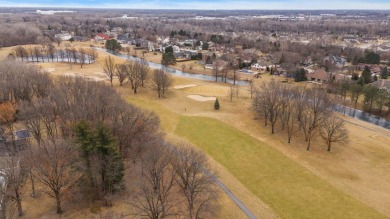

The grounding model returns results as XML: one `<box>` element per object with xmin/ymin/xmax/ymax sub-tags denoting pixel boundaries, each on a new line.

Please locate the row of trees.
<box><xmin>103</xmin><ymin>56</ymin><xmax>174</xmax><ymax>98</ymax></box>
<box><xmin>253</xmin><ymin>81</ymin><xmax>349</xmax><ymax>151</ymax></box>
<box><xmin>0</xmin><ymin>60</ymin><xmax>218</xmax><ymax>218</ymax></box>
<box><xmin>333</xmin><ymin>80</ymin><xmax>390</xmax><ymax>115</ymax></box>
<box><xmin>12</xmin><ymin>44</ymin><xmax>98</xmax><ymax>68</ymax></box>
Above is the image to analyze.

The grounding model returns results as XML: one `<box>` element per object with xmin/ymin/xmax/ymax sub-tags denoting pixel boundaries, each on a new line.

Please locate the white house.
<box><xmin>54</xmin><ymin>33</ymin><xmax>72</xmax><ymax>41</ymax></box>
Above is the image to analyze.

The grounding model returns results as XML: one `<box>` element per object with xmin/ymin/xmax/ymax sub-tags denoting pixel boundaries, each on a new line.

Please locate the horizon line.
<box><xmin>1</xmin><ymin>6</ymin><xmax>390</xmax><ymax>11</ymax></box>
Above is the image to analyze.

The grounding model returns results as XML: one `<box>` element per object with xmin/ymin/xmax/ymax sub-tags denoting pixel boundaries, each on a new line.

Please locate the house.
<box><xmin>160</xmin><ymin>44</ymin><xmax>180</xmax><ymax>53</ymax></box>
<box><xmin>370</xmin><ymin>66</ymin><xmax>381</xmax><ymax>74</ymax></box>
<box><xmin>94</xmin><ymin>33</ymin><xmax>110</xmax><ymax>42</ymax></box>
<box><xmin>300</xmin><ymin>56</ymin><xmax>313</xmax><ymax>66</ymax></box>
<box><xmin>73</xmin><ymin>36</ymin><xmax>89</xmax><ymax>42</ymax></box>
<box><xmin>308</xmin><ymin>69</ymin><xmax>330</xmax><ymax>83</ymax></box>
<box><xmin>116</xmin><ymin>34</ymin><xmax>130</xmax><ymax>44</ymax></box>
<box><xmin>251</xmin><ymin>63</ymin><xmax>267</xmax><ymax>71</ymax></box>
<box><xmin>371</xmin><ymin>79</ymin><xmax>390</xmax><ymax>92</ymax></box>
<box><xmin>54</xmin><ymin>32</ymin><xmax>72</xmax><ymax>41</ymax></box>
<box><xmin>323</xmin><ymin>56</ymin><xmax>346</xmax><ymax>68</ymax></box>
<box><xmin>274</xmin><ymin>67</ymin><xmax>286</xmax><ymax>76</ymax></box>
<box><xmin>180</xmin><ymin>49</ymin><xmax>199</xmax><ymax>60</ymax></box>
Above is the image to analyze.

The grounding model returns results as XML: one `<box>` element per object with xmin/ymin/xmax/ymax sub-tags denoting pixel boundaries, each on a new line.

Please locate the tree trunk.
<box><xmin>56</xmin><ymin>194</ymin><xmax>62</xmax><ymax>214</ymax></box>
<box><xmin>327</xmin><ymin>142</ymin><xmax>331</xmax><ymax>152</ymax></box>
<box><xmin>0</xmin><ymin>202</ymin><xmax>6</xmax><ymax>219</ymax></box>
<box><xmin>30</xmin><ymin>169</ymin><xmax>36</xmax><ymax>197</ymax></box>
<box><xmin>15</xmin><ymin>189</ymin><xmax>24</xmax><ymax>216</ymax></box>
<box><xmin>306</xmin><ymin>138</ymin><xmax>311</xmax><ymax>150</ymax></box>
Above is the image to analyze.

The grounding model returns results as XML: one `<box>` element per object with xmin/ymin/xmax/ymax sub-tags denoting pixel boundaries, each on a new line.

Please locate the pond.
<box><xmin>333</xmin><ymin>104</ymin><xmax>390</xmax><ymax>130</ymax></box>
<box><xmin>98</xmin><ymin>48</ymin><xmax>250</xmax><ymax>85</ymax></box>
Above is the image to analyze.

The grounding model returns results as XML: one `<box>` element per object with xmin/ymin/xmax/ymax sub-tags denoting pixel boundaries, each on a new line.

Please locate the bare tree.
<box><xmin>228</xmin><ymin>85</ymin><xmax>237</xmax><ymax>102</ymax></box>
<box><xmin>33</xmin><ymin>140</ymin><xmax>82</xmax><ymax>214</ymax></box>
<box><xmin>255</xmin><ymin>81</ymin><xmax>284</xmax><ymax>134</ymax></box>
<box><xmin>47</xmin><ymin>44</ymin><xmax>56</xmax><ymax>62</ymax></box>
<box><xmin>189</xmin><ymin>63</ymin><xmax>194</xmax><ymax>71</ymax></box>
<box><xmin>181</xmin><ymin>63</ymin><xmax>187</xmax><ymax>71</ymax></box>
<box><xmin>115</xmin><ymin>63</ymin><xmax>128</xmax><ymax>86</ymax></box>
<box><xmin>33</xmin><ymin>46</ymin><xmax>41</xmax><ymax>63</ymax></box>
<box><xmin>55</xmin><ymin>38</ymin><xmax>62</xmax><ymax>47</ymax></box>
<box><xmin>320</xmin><ymin>116</ymin><xmax>349</xmax><ymax>152</ymax></box>
<box><xmin>124</xmin><ymin>46</ymin><xmax>131</xmax><ymax>58</ymax></box>
<box><xmin>280</xmin><ymin>87</ymin><xmax>297</xmax><ymax>143</ymax></box>
<box><xmin>151</xmin><ymin>69</ymin><xmax>173</xmax><ymax>98</ymax></box>
<box><xmin>172</xmin><ymin>143</ymin><xmax>217</xmax><ymax>219</ymax></box>
<box><xmin>139</xmin><ymin>59</ymin><xmax>150</xmax><ymax>87</ymax></box>
<box><xmin>88</xmin><ymin>47</ymin><xmax>98</xmax><ymax>64</ymax></box>
<box><xmin>131</xmin><ymin>141</ymin><xmax>177</xmax><ymax>219</ymax></box>
<box><xmin>212</xmin><ymin>59</ymin><xmax>223</xmax><ymax>82</ymax></box>
<box><xmin>300</xmin><ymin>88</ymin><xmax>332</xmax><ymax>150</ymax></box>
<box><xmin>1</xmin><ymin>156</ymin><xmax>25</xmax><ymax>216</ymax></box>
<box><xmin>78</xmin><ymin>48</ymin><xmax>86</xmax><ymax>68</ymax></box>
<box><xmin>71</xmin><ymin>47</ymin><xmax>78</xmax><ymax>64</ymax></box>
<box><xmin>249</xmin><ymin>79</ymin><xmax>256</xmax><ymax>99</ymax></box>
<box><xmin>13</xmin><ymin>46</ymin><xmax>27</xmax><ymax>62</ymax></box>
<box><xmin>103</xmin><ymin>56</ymin><xmax>116</xmax><ymax>87</ymax></box>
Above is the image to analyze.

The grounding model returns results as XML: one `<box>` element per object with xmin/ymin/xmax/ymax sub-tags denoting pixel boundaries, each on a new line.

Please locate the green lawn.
<box><xmin>126</xmin><ymin>96</ymin><xmax>386</xmax><ymax>219</ymax></box>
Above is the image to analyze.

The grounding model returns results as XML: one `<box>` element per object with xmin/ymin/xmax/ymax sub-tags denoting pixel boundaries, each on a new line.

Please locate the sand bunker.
<box><xmin>174</xmin><ymin>84</ymin><xmax>197</xmax><ymax>89</ymax></box>
<box><xmin>187</xmin><ymin>95</ymin><xmax>216</xmax><ymax>102</ymax></box>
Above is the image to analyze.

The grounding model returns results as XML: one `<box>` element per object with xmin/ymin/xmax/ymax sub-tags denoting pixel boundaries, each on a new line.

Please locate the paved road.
<box><xmin>210</xmin><ymin>175</ymin><xmax>257</xmax><ymax>219</ymax></box>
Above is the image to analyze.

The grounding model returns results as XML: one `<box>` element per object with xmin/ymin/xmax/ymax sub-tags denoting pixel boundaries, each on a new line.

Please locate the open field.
<box><xmin>2</xmin><ymin>46</ymin><xmax>390</xmax><ymax>218</ymax></box>
<box><xmin>123</xmin><ymin>86</ymin><xmax>388</xmax><ymax>219</ymax></box>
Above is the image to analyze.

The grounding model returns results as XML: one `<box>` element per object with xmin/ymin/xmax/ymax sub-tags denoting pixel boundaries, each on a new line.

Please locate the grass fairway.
<box><xmin>174</xmin><ymin>117</ymin><xmax>386</xmax><ymax>219</ymax></box>
<box><xmin>124</xmin><ymin>95</ymin><xmax>386</xmax><ymax>219</ymax></box>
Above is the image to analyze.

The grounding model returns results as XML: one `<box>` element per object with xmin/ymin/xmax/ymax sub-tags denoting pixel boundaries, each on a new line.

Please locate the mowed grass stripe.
<box><xmin>175</xmin><ymin>116</ymin><xmax>386</xmax><ymax>219</ymax></box>
<box><xmin>125</xmin><ymin>97</ymin><xmax>385</xmax><ymax>219</ymax></box>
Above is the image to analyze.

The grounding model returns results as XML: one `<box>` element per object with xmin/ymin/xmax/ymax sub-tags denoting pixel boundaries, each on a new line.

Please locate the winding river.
<box><xmin>333</xmin><ymin>104</ymin><xmax>390</xmax><ymax>130</ymax></box>
<box><xmin>98</xmin><ymin>48</ymin><xmax>390</xmax><ymax>130</ymax></box>
<box><xmin>98</xmin><ymin>48</ymin><xmax>250</xmax><ymax>85</ymax></box>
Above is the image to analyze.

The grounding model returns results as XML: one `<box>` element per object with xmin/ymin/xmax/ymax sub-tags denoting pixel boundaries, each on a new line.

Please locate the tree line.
<box><xmin>12</xmin><ymin>44</ymin><xmax>98</xmax><ymax>68</ymax></box>
<box><xmin>253</xmin><ymin>80</ymin><xmax>349</xmax><ymax>151</ymax></box>
<box><xmin>103</xmin><ymin>56</ymin><xmax>174</xmax><ymax>98</ymax></box>
<box><xmin>331</xmin><ymin>79</ymin><xmax>390</xmax><ymax>116</ymax></box>
<box><xmin>0</xmin><ymin>60</ymin><xmax>218</xmax><ymax>218</ymax></box>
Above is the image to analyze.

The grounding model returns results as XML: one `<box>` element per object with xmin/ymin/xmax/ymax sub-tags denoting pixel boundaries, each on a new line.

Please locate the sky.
<box><xmin>1</xmin><ymin>0</ymin><xmax>390</xmax><ymax>10</ymax></box>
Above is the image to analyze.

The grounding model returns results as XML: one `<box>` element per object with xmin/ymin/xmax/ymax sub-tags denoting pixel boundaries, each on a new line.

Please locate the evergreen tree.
<box><xmin>162</xmin><ymin>52</ymin><xmax>176</xmax><ymax>65</ymax></box>
<box><xmin>352</xmin><ymin>55</ymin><xmax>360</xmax><ymax>65</ymax></box>
<box><xmin>361</xmin><ymin>66</ymin><xmax>372</xmax><ymax>84</ymax></box>
<box><xmin>364</xmin><ymin>51</ymin><xmax>380</xmax><ymax>64</ymax></box>
<box><xmin>294</xmin><ymin>68</ymin><xmax>307</xmax><ymax>82</ymax></box>
<box><xmin>165</xmin><ymin>46</ymin><xmax>173</xmax><ymax>54</ymax></box>
<box><xmin>202</xmin><ymin>42</ymin><xmax>209</xmax><ymax>50</ymax></box>
<box><xmin>357</xmin><ymin>75</ymin><xmax>365</xmax><ymax>86</ymax></box>
<box><xmin>381</xmin><ymin>67</ymin><xmax>388</xmax><ymax>79</ymax></box>
<box><xmin>105</xmin><ymin>39</ymin><xmax>122</xmax><ymax>52</ymax></box>
<box><xmin>74</xmin><ymin>121</ymin><xmax>124</xmax><ymax>195</ymax></box>
<box><xmin>214</xmin><ymin>98</ymin><xmax>220</xmax><ymax>110</ymax></box>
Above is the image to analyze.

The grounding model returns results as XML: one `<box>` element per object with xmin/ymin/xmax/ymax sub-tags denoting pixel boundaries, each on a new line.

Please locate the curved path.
<box><xmin>210</xmin><ymin>174</ymin><xmax>257</xmax><ymax>219</ymax></box>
